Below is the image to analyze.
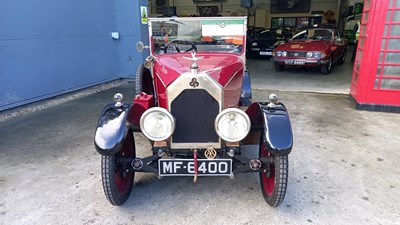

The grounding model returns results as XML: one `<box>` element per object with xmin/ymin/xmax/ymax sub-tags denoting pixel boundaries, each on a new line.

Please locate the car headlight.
<box><xmin>307</xmin><ymin>51</ymin><xmax>323</xmax><ymax>58</ymax></box>
<box><xmin>313</xmin><ymin>51</ymin><xmax>321</xmax><ymax>58</ymax></box>
<box><xmin>215</xmin><ymin>108</ymin><xmax>251</xmax><ymax>142</ymax></box>
<box><xmin>282</xmin><ymin>51</ymin><xmax>287</xmax><ymax>57</ymax></box>
<box><xmin>276</xmin><ymin>51</ymin><xmax>282</xmax><ymax>57</ymax></box>
<box><xmin>252</xmin><ymin>42</ymin><xmax>258</xmax><ymax>46</ymax></box>
<box><xmin>140</xmin><ymin>107</ymin><xmax>175</xmax><ymax>141</ymax></box>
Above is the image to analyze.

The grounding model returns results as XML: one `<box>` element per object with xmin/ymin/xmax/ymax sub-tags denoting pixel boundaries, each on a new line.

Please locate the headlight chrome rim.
<box><xmin>215</xmin><ymin>108</ymin><xmax>251</xmax><ymax>142</ymax></box>
<box><xmin>140</xmin><ymin>107</ymin><xmax>175</xmax><ymax>141</ymax></box>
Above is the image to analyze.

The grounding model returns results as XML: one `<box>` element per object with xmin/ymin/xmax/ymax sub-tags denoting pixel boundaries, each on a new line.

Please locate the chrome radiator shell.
<box><xmin>167</xmin><ymin>72</ymin><xmax>223</xmax><ymax>149</ymax></box>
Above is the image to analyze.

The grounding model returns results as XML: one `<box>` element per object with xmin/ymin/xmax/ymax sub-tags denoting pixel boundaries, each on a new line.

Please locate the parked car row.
<box><xmin>247</xmin><ymin>27</ymin><xmax>293</xmax><ymax>58</ymax></box>
<box><xmin>247</xmin><ymin>24</ymin><xmax>348</xmax><ymax>75</ymax></box>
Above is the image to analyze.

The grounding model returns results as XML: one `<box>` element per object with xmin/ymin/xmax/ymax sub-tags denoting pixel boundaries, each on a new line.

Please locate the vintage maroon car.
<box><xmin>272</xmin><ymin>24</ymin><xmax>347</xmax><ymax>74</ymax></box>
<box><xmin>94</xmin><ymin>17</ymin><xmax>293</xmax><ymax>207</ymax></box>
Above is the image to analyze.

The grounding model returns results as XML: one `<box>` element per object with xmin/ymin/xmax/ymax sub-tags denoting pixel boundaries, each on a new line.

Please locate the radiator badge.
<box><xmin>204</xmin><ymin>147</ymin><xmax>217</xmax><ymax>159</ymax></box>
<box><xmin>190</xmin><ymin>78</ymin><xmax>199</xmax><ymax>88</ymax></box>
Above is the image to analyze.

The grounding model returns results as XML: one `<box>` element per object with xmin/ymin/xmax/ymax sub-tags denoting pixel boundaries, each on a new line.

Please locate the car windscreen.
<box><xmin>292</xmin><ymin>28</ymin><xmax>333</xmax><ymax>41</ymax></box>
<box><xmin>149</xmin><ymin>18</ymin><xmax>246</xmax><ymax>55</ymax></box>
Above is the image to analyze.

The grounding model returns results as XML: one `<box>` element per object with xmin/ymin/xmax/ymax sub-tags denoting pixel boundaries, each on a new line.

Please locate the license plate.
<box><xmin>158</xmin><ymin>159</ymin><xmax>232</xmax><ymax>177</ymax></box>
<box><xmin>285</xmin><ymin>59</ymin><xmax>305</xmax><ymax>65</ymax></box>
<box><xmin>260</xmin><ymin>51</ymin><xmax>272</xmax><ymax>56</ymax></box>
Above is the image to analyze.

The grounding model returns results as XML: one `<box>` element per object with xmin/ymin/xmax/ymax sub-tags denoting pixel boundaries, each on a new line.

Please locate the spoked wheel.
<box><xmin>259</xmin><ymin>134</ymin><xmax>289</xmax><ymax>207</ymax></box>
<box><xmin>135</xmin><ymin>64</ymin><xmax>154</xmax><ymax>96</ymax></box>
<box><xmin>101</xmin><ymin>131</ymin><xmax>135</xmax><ymax>205</ymax></box>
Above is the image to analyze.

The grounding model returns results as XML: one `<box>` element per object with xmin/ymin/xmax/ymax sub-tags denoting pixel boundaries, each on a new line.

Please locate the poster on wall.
<box><xmin>270</xmin><ymin>0</ymin><xmax>311</xmax><ymax>14</ymax></box>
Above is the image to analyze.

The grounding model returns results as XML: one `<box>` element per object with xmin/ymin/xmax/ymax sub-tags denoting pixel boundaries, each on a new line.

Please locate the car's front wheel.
<box><xmin>135</xmin><ymin>64</ymin><xmax>154</xmax><ymax>96</ymax></box>
<box><xmin>337</xmin><ymin>49</ymin><xmax>346</xmax><ymax>65</ymax></box>
<box><xmin>101</xmin><ymin>131</ymin><xmax>135</xmax><ymax>206</ymax></box>
<box><xmin>274</xmin><ymin>62</ymin><xmax>285</xmax><ymax>71</ymax></box>
<box><xmin>321</xmin><ymin>58</ymin><xmax>332</xmax><ymax>74</ymax></box>
<box><xmin>259</xmin><ymin>135</ymin><xmax>289</xmax><ymax>207</ymax></box>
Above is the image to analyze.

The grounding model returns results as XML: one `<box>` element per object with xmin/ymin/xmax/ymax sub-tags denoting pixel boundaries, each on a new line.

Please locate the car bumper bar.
<box><xmin>117</xmin><ymin>146</ymin><xmax>275</xmax><ymax>178</ymax></box>
<box><xmin>273</xmin><ymin>58</ymin><xmax>330</xmax><ymax>65</ymax></box>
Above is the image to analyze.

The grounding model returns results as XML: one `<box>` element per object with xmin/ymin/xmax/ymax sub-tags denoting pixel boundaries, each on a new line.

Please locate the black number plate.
<box><xmin>158</xmin><ymin>159</ymin><xmax>232</xmax><ymax>177</ymax></box>
<box><xmin>285</xmin><ymin>59</ymin><xmax>305</xmax><ymax>65</ymax></box>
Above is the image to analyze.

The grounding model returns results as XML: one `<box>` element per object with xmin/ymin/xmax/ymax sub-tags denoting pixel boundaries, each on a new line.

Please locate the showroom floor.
<box><xmin>247</xmin><ymin>47</ymin><xmax>354</xmax><ymax>94</ymax></box>
<box><xmin>1</xmin><ymin>46</ymin><xmax>400</xmax><ymax>224</ymax></box>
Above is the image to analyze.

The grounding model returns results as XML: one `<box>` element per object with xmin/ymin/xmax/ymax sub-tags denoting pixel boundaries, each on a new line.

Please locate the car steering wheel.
<box><xmin>164</xmin><ymin>39</ymin><xmax>197</xmax><ymax>53</ymax></box>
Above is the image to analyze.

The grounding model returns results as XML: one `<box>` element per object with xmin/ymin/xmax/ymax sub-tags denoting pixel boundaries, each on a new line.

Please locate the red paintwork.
<box><xmin>273</xmin><ymin>29</ymin><xmax>347</xmax><ymax>67</ymax></box>
<box><xmin>152</xmin><ymin>53</ymin><xmax>244</xmax><ymax>109</ymax></box>
<box><xmin>277</xmin><ymin>40</ymin><xmax>331</xmax><ymax>51</ymax></box>
<box><xmin>130</xmin><ymin>93</ymin><xmax>154</xmax><ymax>128</ymax></box>
<box><xmin>350</xmin><ymin>0</ymin><xmax>400</xmax><ymax>107</ymax></box>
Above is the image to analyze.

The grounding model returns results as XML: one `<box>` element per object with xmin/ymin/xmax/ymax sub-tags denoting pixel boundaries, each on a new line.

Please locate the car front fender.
<box><xmin>245</xmin><ymin>102</ymin><xmax>293</xmax><ymax>156</ymax></box>
<box><xmin>94</xmin><ymin>103</ymin><xmax>131</xmax><ymax>156</ymax></box>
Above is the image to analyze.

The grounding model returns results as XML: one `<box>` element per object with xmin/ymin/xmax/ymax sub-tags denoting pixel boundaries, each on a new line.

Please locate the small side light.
<box><xmin>114</xmin><ymin>93</ymin><xmax>123</xmax><ymax>107</ymax></box>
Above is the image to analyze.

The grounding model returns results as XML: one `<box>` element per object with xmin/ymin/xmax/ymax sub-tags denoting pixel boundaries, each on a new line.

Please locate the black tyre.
<box><xmin>135</xmin><ymin>64</ymin><xmax>144</xmax><ymax>96</ymax></box>
<box><xmin>259</xmin><ymin>135</ymin><xmax>289</xmax><ymax>207</ymax></box>
<box><xmin>101</xmin><ymin>131</ymin><xmax>135</xmax><ymax>206</ymax></box>
<box><xmin>321</xmin><ymin>58</ymin><xmax>332</xmax><ymax>74</ymax></box>
<box><xmin>337</xmin><ymin>50</ymin><xmax>346</xmax><ymax>65</ymax></box>
<box><xmin>274</xmin><ymin>62</ymin><xmax>285</xmax><ymax>71</ymax></box>
<box><xmin>135</xmin><ymin>64</ymin><xmax>154</xmax><ymax>96</ymax></box>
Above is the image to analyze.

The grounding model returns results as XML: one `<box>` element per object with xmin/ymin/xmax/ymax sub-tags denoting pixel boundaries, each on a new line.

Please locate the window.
<box><xmin>271</xmin><ymin>16</ymin><xmax>322</xmax><ymax>29</ymax></box>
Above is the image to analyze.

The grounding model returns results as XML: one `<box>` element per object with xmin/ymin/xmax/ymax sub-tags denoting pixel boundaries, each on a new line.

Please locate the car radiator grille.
<box><xmin>287</xmin><ymin>51</ymin><xmax>307</xmax><ymax>57</ymax></box>
<box><xmin>171</xmin><ymin>89</ymin><xmax>219</xmax><ymax>144</ymax></box>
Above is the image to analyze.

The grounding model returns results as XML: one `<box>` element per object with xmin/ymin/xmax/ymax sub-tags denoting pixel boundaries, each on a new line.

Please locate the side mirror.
<box><xmin>136</xmin><ymin>41</ymin><xmax>149</xmax><ymax>52</ymax></box>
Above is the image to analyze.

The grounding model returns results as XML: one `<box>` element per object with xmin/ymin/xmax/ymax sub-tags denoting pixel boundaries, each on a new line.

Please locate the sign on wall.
<box><xmin>141</xmin><ymin>6</ymin><xmax>148</xmax><ymax>24</ymax></box>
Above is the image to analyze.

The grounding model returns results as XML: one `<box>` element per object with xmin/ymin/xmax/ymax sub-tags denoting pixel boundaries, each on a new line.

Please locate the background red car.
<box><xmin>272</xmin><ymin>24</ymin><xmax>348</xmax><ymax>74</ymax></box>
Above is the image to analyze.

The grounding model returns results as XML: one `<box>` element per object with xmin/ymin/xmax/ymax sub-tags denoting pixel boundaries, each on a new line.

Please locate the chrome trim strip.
<box><xmin>273</xmin><ymin>59</ymin><xmax>322</xmax><ymax>64</ymax></box>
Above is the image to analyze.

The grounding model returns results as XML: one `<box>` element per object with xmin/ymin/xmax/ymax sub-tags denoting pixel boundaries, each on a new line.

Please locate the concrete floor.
<box><xmin>1</xmin><ymin>47</ymin><xmax>400</xmax><ymax>224</ymax></box>
<box><xmin>247</xmin><ymin>47</ymin><xmax>354</xmax><ymax>94</ymax></box>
